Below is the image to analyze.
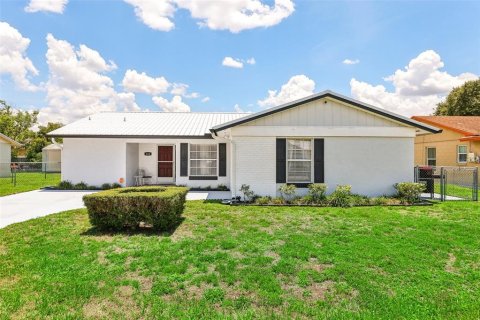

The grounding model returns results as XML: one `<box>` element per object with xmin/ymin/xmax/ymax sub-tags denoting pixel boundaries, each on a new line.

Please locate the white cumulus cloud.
<box><xmin>222</xmin><ymin>57</ymin><xmax>244</xmax><ymax>69</ymax></box>
<box><xmin>117</xmin><ymin>92</ymin><xmax>141</xmax><ymax>112</ymax></box>
<box><xmin>350</xmin><ymin>50</ymin><xmax>478</xmax><ymax>116</ymax></box>
<box><xmin>122</xmin><ymin>69</ymin><xmax>170</xmax><ymax>95</ymax></box>
<box><xmin>124</xmin><ymin>0</ymin><xmax>294</xmax><ymax>33</ymax></box>
<box><xmin>152</xmin><ymin>95</ymin><xmax>191</xmax><ymax>112</ymax></box>
<box><xmin>39</xmin><ymin>34</ymin><xmax>119</xmax><ymax>123</ymax></box>
<box><xmin>124</xmin><ymin>0</ymin><xmax>176</xmax><ymax>31</ymax></box>
<box><xmin>25</xmin><ymin>0</ymin><xmax>68</xmax><ymax>13</ymax></box>
<box><xmin>343</xmin><ymin>58</ymin><xmax>359</xmax><ymax>65</ymax></box>
<box><xmin>0</xmin><ymin>22</ymin><xmax>39</xmax><ymax>91</ymax></box>
<box><xmin>176</xmin><ymin>0</ymin><xmax>294</xmax><ymax>33</ymax></box>
<box><xmin>201</xmin><ymin>97</ymin><xmax>210</xmax><ymax>103</ymax></box>
<box><xmin>258</xmin><ymin>74</ymin><xmax>315</xmax><ymax>108</ymax></box>
<box><xmin>246</xmin><ymin>57</ymin><xmax>256</xmax><ymax>65</ymax></box>
<box><xmin>170</xmin><ymin>83</ymin><xmax>199</xmax><ymax>98</ymax></box>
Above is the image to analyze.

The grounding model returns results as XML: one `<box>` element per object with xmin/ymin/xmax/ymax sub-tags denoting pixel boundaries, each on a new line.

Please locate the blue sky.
<box><xmin>0</xmin><ymin>0</ymin><xmax>479</xmax><ymax>123</ymax></box>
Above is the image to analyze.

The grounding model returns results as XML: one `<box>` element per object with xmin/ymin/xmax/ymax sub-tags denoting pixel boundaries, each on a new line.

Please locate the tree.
<box><xmin>434</xmin><ymin>79</ymin><xmax>480</xmax><ymax>116</ymax></box>
<box><xmin>0</xmin><ymin>100</ymin><xmax>63</xmax><ymax>161</ymax></box>
<box><xmin>0</xmin><ymin>100</ymin><xmax>38</xmax><ymax>143</ymax></box>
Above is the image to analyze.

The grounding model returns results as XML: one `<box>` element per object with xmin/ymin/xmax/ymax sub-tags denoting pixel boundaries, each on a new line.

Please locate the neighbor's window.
<box><xmin>287</xmin><ymin>139</ymin><xmax>312</xmax><ymax>183</ymax></box>
<box><xmin>190</xmin><ymin>144</ymin><xmax>217</xmax><ymax>176</ymax></box>
<box><xmin>457</xmin><ymin>145</ymin><xmax>468</xmax><ymax>163</ymax></box>
<box><xmin>426</xmin><ymin>147</ymin><xmax>436</xmax><ymax>166</ymax></box>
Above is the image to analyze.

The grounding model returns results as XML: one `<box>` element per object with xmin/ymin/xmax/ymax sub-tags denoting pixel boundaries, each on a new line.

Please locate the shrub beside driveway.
<box><xmin>0</xmin><ymin>201</ymin><xmax>479</xmax><ymax>319</ymax></box>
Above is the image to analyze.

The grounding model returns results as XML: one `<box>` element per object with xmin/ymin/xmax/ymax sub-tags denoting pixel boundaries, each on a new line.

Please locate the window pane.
<box><xmin>427</xmin><ymin>148</ymin><xmax>436</xmax><ymax>159</ymax></box>
<box><xmin>459</xmin><ymin>154</ymin><xmax>467</xmax><ymax>162</ymax></box>
<box><xmin>458</xmin><ymin>146</ymin><xmax>467</xmax><ymax>153</ymax></box>
<box><xmin>190</xmin><ymin>144</ymin><xmax>217</xmax><ymax>176</ymax></box>
<box><xmin>287</xmin><ymin>161</ymin><xmax>311</xmax><ymax>182</ymax></box>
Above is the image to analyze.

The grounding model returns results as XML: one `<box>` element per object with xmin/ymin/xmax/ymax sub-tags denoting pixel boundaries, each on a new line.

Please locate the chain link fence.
<box><xmin>0</xmin><ymin>162</ymin><xmax>61</xmax><ymax>191</ymax></box>
<box><xmin>414</xmin><ymin>166</ymin><xmax>478</xmax><ymax>201</ymax></box>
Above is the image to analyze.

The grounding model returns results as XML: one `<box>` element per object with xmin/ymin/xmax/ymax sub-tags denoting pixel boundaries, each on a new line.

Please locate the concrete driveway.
<box><xmin>0</xmin><ymin>190</ymin><xmax>97</xmax><ymax>229</ymax></box>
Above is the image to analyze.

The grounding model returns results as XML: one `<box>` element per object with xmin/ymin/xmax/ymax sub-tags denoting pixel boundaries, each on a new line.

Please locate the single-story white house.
<box><xmin>48</xmin><ymin>91</ymin><xmax>440</xmax><ymax>197</ymax></box>
<box><xmin>42</xmin><ymin>143</ymin><xmax>62</xmax><ymax>172</ymax></box>
<box><xmin>0</xmin><ymin>133</ymin><xmax>22</xmax><ymax>177</ymax></box>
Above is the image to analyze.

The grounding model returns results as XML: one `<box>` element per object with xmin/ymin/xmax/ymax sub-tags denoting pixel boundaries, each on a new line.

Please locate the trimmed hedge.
<box><xmin>83</xmin><ymin>186</ymin><xmax>188</xmax><ymax>230</ymax></box>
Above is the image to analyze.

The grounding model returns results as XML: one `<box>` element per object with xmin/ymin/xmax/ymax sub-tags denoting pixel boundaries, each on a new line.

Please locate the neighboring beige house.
<box><xmin>0</xmin><ymin>133</ymin><xmax>22</xmax><ymax>177</ymax></box>
<box><xmin>412</xmin><ymin>116</ymin><xmax>480</xmax><ymax>168</ymax></box>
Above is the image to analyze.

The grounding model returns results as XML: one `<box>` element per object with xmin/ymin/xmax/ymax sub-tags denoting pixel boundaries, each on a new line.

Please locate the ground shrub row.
<box><xmin>240</xmin><ymin>182</ymin><xmax>426</xmax><ymax>207</ymax></box>
<box><xmin>56</xmin><ymin>180</ymin><xmax>122</xmax><ymax>190</ymax></box>
<box><xmin>83</xmin><ymin>186</ymin><xmax>188</xmax><ymax>230</ymax></box>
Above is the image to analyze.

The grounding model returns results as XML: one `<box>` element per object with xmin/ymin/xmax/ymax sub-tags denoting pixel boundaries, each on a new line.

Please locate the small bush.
<box><xmin>74</xmin><ymin>182</ymin><xmax>89</xmax><ymax>190</ymax></box>
<box><xmin>57</xmin><ymin>180</ymin><xmax>73</xmax><ymax>190</ymax></box>
<box><xmin>88</xmin><ymin>185</ymin><xmax>99</xmax><ymax>190</ymax></box>
<box><xmin>271</xmin><ymin>197</ymin><xmax>285</xmax><ymax>205</ymax></box>
<box><xmin>350</xmin><ymin>194</ymin><xmax>371</xmax><ymax>206</ymax></box>
<box><xmin>101</xmin><ymin>183</ymin><xmax>112</xmax><ymax>190</ymax></box>
<box><xmin>111</xmin><ymin>183</ymin><xmax>122</xmax><ymax>189</ymax></box>
<box><xmin>329</xmin><ymin>185</ymin><xmax>353</xmax><ymax>208</ymax></box>
<box><xmin>255</xmin><ymin>196</ymin><xmax>272</xmax><ymax>205</ymax></box>
<box><xmin>308</xmin><ymin>184</ymin><xmax>327</xmax><ymax>203</ymax></box>
<box><xmin>278</xmin><ymin>184</ymin><xmax>297</xmax><ymax>201</ymax></box>
<box><xmin>371</xmin><ymin>196</ymin><xmax>389</xmax><ymax>206</ymax></box>
<box><xmin>83</xmin><ymin>186</ymin><xmax>188</xmax><ymax>230</ymax></box>
<box><xmin>395</xmin><ymin>182</ymin><xmax>425</xmax><ymax>204</ymax></box>
<box><xmin>217</xmin><ymin>184</ymin><xmax>228</xmax><ymax>191</ymax></box>
<box><xmin>240</xmin><ymin>184</ymin><xmax>255</xmax><ymax>202</ymax></box>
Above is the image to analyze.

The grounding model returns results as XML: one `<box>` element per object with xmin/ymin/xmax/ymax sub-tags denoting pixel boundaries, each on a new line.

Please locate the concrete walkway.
<box><xmin>0</xmin><ymin>190</ymin><xmax>232</xmax><ymax>229</ymax></box>
<box><xmin>0</xmin><ymin>190</ymin><xmax>97</xmax><ymax>229</ymax></box>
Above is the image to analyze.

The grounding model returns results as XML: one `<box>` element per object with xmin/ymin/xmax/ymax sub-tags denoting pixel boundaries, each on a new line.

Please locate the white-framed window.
<box><xmin>457</xmin><ymin>145</ymin><xmax>468</xmax><ymax>163</ymax></box>
<box><xmin>426</xmin><ymin>147</ymin><xmax>436</xmax><ymax>166</ymax></box>
<box><xmin>287</xmin><ymin>139</ymin><xmax>312</xmax><ymax>183</ymax></box>
<box><xmin>190</xmin><ymin>144</ymin><xmax>217</xmax><ymax>176</ymax></box>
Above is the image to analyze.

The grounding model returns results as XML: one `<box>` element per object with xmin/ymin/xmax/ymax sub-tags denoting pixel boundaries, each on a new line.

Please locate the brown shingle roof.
<box><xmin>411</xmin><ymin>116</ymin><xmax>480</xmax><ymax>136</ymax></box>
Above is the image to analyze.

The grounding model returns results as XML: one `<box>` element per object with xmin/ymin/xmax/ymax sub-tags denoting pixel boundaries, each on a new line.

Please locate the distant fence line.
<box><xmin>0</xmin><ymin>162</ymin><xmax>61</xmax><ymax>186</ymax></box>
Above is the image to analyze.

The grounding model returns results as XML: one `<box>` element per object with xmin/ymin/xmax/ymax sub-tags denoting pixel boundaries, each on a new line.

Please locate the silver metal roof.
<box><xmin>48</xmin><ymin>112</ymin><xmax>251</xmax><ymax>138</ymax></box>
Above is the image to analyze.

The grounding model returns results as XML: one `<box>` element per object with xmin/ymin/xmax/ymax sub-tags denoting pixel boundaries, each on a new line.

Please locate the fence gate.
<box><xmin>414</xmin><ymin>166</ymin><xmax>479</xmax><ymax>201</ymax></box>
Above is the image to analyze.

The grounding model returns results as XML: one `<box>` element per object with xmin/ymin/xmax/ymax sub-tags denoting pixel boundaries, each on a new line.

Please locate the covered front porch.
<box><xmin>124</xmin><ymin>139</ymin><xmax>231</xmax><ymax>190</ymax></box>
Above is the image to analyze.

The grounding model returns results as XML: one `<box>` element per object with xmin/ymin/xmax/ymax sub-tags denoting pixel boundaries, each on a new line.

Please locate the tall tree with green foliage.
<box><xmin>434</xmin><ymin>79</ymin><xmax>480</xmax><ymax>116</ymax></box>
<box><xmin>0</xmin><ymin>100</ymin><xmax>63</xmax><ymax>161</ymax></box>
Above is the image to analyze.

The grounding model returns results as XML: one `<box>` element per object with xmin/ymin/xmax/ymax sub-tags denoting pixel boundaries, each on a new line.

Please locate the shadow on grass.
<box><xmin>80</xmin><ymin>217</ymin><xmax>185</xmax><ymax>238</ymax></box>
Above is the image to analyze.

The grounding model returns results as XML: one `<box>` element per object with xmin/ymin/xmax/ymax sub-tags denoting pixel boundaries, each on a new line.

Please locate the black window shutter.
<box><xmin>219</xmin><ymin>143</ymin><xmax>227</xmax><ymax>177</ymax></box>
<box><xmin>180</xmin><ymin>143</ymin><xmax>188</xmax><ymax>177</ymax></box>
<box><xmin>314</xmin><ymin>139</ymin><xmax>324</xmax><ymax>183</ymax></box>
<box><xmin>276</xmin><ymin>139</ymin><xmax>286</xmax><ymax>183</ymax></box>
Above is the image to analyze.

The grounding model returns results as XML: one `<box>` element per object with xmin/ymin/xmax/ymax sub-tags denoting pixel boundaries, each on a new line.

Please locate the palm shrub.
<box><xmin>239</xmin><ymin>184</ymin><xmax>255</xmax><ymax>202</ymax></box>
<box><xmin>329</xmin><ymin>185</ymin><xmax>353</xmax><ymax>207</ymax></box>
<box><xmin>307</xmin><ymin>183</ymin><xmax>327</xmax><ymax>203</ymax></box>
<box><xmin>278</xmin><ymin>184</ymin><xmax>297</xmax><ymax>202</ymax></box>
<box><xmin>83</xmin><ymin>186</ymin><xmax>188</xmax><ymax>230</ymax></box>
<box><xmin>57</xmin><ymin>180</ymin><xmax>73</xmax><ymax>190</ymax></box>
<box><xmin>394</xmin><ymin>182</ymin><xmax>425</xmax><ymax>204</ymax></box>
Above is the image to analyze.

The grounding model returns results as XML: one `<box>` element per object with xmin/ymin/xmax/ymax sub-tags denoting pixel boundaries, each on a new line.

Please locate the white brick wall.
<box><xmin>232</xmin><ymin>136</ymin><xmax>414</xmax><ymax>198</ymax></box>
<box><xmin>234</xmin><ymin>137</ymin><xmax>277</xmax><ymax>197</ymax></box>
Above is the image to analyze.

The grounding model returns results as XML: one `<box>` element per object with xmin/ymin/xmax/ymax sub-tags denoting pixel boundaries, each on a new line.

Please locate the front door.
<box><xmin>157</xmin><ymin>146</ymin><xmax>174</xmax><ymax>183</ymax></box>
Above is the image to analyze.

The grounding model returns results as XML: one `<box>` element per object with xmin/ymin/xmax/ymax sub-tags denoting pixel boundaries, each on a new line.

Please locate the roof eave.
<box><xmin>47</xmin><ymin>133</ymin><xmax>214</xmax><ymax>139</ymax></box>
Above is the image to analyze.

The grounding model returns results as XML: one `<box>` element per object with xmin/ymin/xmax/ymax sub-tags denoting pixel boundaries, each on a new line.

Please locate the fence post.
<box><xmin>474</xmin><ymin>167</ymin><xmax>478</xmax><ymax>202</ymax></box>
<box><xmin>440</xmin><ymin>167</ymin><xmax>445</xmax><ymax>202</ymax></box>
<box><xmin>13</xmin><ymin>165</ymin><xmax>16</xmax><ymax>187</ymax></box>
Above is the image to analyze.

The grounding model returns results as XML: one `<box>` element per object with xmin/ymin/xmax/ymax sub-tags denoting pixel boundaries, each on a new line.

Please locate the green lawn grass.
<box><xmin>0</xmin><ymin>172</ymin><xmax>60</xmax><ymax>197</ymax></box>
<box><xmin>434</xmin><ymin>183</ymin><xmax>477</xmax><ymax>199</ymax></box>
<box><xmin>1</xmin><ymin>201</ymin><xmax>480</xmax><ymax>319</ymax></box>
